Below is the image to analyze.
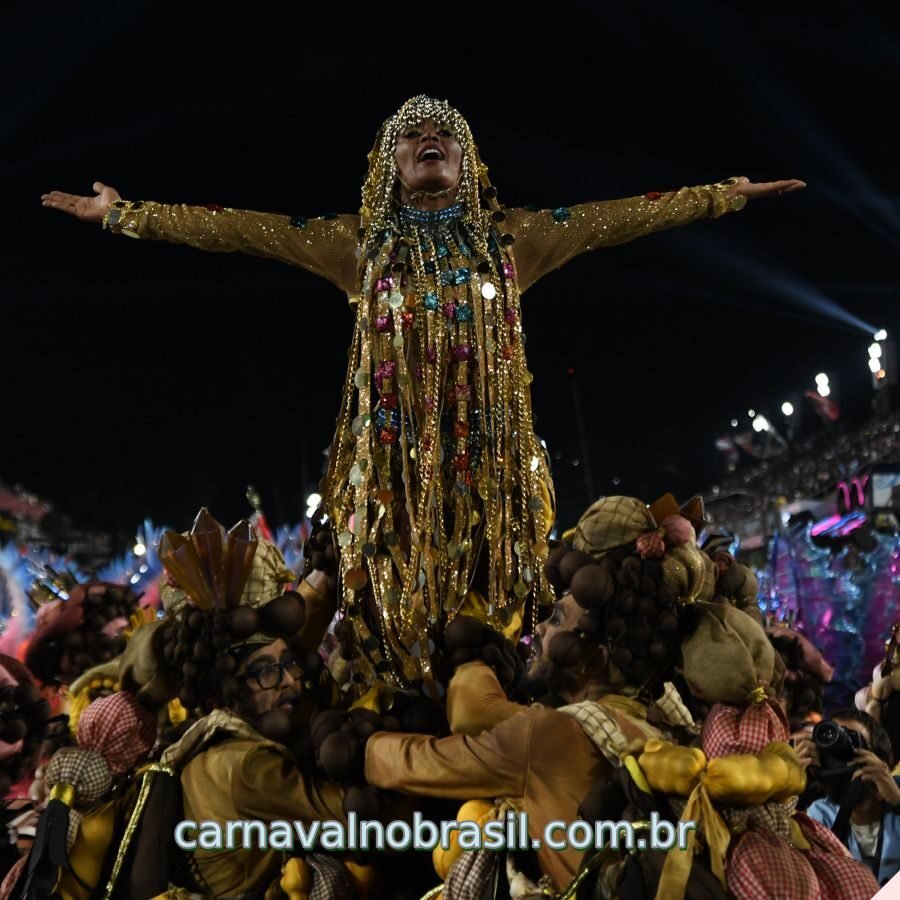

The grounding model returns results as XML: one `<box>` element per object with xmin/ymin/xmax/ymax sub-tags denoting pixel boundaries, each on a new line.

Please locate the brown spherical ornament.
<box><xmin>220</xmin><ymin>675</ymin><xmax>240</xmax><ymax>700</ymax></box>
<box><xmin>648</xmin><ymin>641</ymin><xmax>669</xmax><ymax>662</ymax></box>
<box><xmin>378</xmin><ymin>715</ymin><xmax>401</xmax><ymax>732</ymax></box>
<box><xmin>570</xmin><ymin>565</ymin><xmax>614</xmax><ymax>610</ymax></box>
<box><xmin>659</xmin><ymin>613</ymin><xmax>679</xmax><ymax>634</ymax></box>
<box><xmin>443</xmin><ymin>616</ymin><xmax>486</xmax><ymax>653</ymax></box>
<box><xmin>605</xmin><ymin>617</ymin><xmax>627</xmax><ymax>642</ymax></box>
<box><xmin>258</xmin><ymin>709</ymin><xmax>292</xmax><ymax>743</ymax></box>
<box><xmin>229</xmin><ymin>607</ymin><xmax>260</xmax><ymax>639</ymax></box>
<box><xmin>548</xmin><ymin>632</ymin><xmax>586</xmax><ymax>669</ymax></box>
<box><xmin>215</xmin><ymin>653</ymin><xmax>237</xmax><ymax>674</ymax></box>
<box><xmin>178</xmin><ymin>685</ymin><xmax>199</xmax><ymax>709</ymax></box>
<box><xmin>343</xmin><ymin>785</ymin><xmax>382</xmax><ymax>821</ymax></box>
<box><xmin>318</xmin><ymin>731</ymin><xmax>360</xmax><ymax>780</ymax></box>
<box><xmin>311</xmin><ymin>709</ymin><xmax>348</xmax><ymax>747</ymax></box>
<box><xmin>615</xmin><ymin>591</ymin><xmax>636</xmax><ymax>615</ymax></box>
<box><xmin>637</xmin><ymin>598</ymin><xmax>656</xmax><ymax>619</ymax></box>
<box><xmin>262</xmin><ymin>592</ymin><xmax>306</xmax><ymax>636</ymax></box>
<box><xmin>559</xmin><ymin>550</ymin><xmax>595</xmax><ymax>587</ymax></box>
<box><xmin>611</xmin><ymin>647</ymin><xmax>633</xmax><ymax>670</ymax></box>
<box><xmin>193</xmin><ymin>642</ymin><xmax>211</xmax><ymax>662</ymax></box>
<box><xmin>182</xmin><ymin>661</ymin><xmax>198</xmax><ymax>680</ymax></box>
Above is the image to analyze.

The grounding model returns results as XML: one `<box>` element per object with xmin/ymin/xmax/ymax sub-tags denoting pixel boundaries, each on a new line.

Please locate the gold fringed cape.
<box><xmin>106</xmin><ymin>186</ymin><xmax>734</xmax><ymax>689</ymax></box>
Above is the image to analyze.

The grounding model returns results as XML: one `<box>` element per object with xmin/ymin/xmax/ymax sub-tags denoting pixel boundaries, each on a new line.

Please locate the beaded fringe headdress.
<box><xmin>325</xmin><ymin>96</ymin><xmax>554</xmax><ymax>691</ymax></box>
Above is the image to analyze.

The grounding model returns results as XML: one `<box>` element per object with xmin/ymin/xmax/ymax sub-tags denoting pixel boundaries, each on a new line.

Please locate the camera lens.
<box><xmin>813</xmin><ymin>721</ymin><xmax>840</xmax><ymax>749</ymax></box>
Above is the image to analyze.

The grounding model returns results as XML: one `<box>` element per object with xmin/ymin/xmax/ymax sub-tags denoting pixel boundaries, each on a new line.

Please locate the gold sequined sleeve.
<box><xmin>104</xmin><ymin>200</ymin><xmax>360</xmax><ymax>293</ymax></box>
<box><xmin>506</xmin><ymin>186</ymin><xmax>735</xmax><ymax>293</ymax></box>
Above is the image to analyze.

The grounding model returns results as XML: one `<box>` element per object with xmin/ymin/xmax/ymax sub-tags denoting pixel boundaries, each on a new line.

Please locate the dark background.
<box><xmin>3</xmin><ymin>2</ymin><xmax>898</xmax><ymax>540</ymax></box>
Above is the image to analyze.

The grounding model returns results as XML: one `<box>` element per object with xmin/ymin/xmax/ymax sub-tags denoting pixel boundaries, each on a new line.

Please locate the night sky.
<box><xmin>3</xmin><ymin>2</ymin><xmax>898</xmax><ymax>543</ymax></box>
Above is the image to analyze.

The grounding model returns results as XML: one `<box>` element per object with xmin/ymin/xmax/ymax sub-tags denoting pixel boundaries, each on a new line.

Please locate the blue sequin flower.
<box><xmin>440</xmin><ymin>269</ymin><xmax>454</xmax><ymax>286</ymax></box>
<box><xmin>552</xmin><ymin>207</ymin><xmax>571</xmax><ymax>223</ymax></box>
<box><xmin>424</xmin><ymin>292</ymin><xmax>440</xmax><ymax>311</ymax></box>
<box><xmin>453</xmin><ymin>268</ymin><xmax>472</xmax><ymax>285</ymax></box>
<box><xmin>457</xmin><ymin>242</ymin><xmax>471</xmax><ymax>257</ymax></box>
<box><xmin>456</xmin><ymin>304</ymin><xmax>474</xmax><ymax>323</ymax></box>
<box><xmin>290</xmin><ymin>215</ymin><xmax>308</xmax><ymax>229</ymax></box>
<box><xmin>424</xmin><ymin>261</ymin><xmax>437</xmax><ymax>274</ymax></box>
<box><xmin>436</xmin><ymin>244</ymin><xmax>449</xmax><ymax>258</ymax></box>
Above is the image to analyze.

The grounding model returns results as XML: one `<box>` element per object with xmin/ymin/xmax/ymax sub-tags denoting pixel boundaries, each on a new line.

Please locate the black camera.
<box><xmin>812</xmin><ymin>719</ymin><xmax>866</xmax><ymax>780</ymax></box>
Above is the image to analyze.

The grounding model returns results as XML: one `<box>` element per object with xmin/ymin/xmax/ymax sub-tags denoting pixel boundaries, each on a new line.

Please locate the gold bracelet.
<box><xmin>708</xmin><ymin>177</ymin><xmax>747</xmax><ymax>212</ymax></box>
<box><xmin>102</xmin><ymin>199</ymin><xmax>145</xmax><ymax>236</ymax></box>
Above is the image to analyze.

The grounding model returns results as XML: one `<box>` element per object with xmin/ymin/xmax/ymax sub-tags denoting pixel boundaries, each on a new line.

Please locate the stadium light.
<box><xmin>869</xmin><ymin>343</ymin><xmax>883</xmax><ymax>359</ymax></box>
<box><xmin>815</xmin><ymin>373</ymin><xmax>829</xmax><ymax>387</ymax></box>
<box><xmin>781</xmin><ymin>402</ymin><xmax>794</xmax><ymax>416</ymax></box>
<box><xmin>752</xmin><ymin>415</ymin><xmax>771</xmax><ymax>433</ymax></box>
<box><xmin>730</xmin><ymin>418</ymin><xmax>738</xmax><ymax>428</ymax></box>
<box><xmin>874</xmin><ymin>329</ymin><xmax>888</xmax><ymax>342</ymax></box>
<box><xmin>134</xmin><ymin>540</ymin><xmax>147</xmax><ymax>556</ymax></box>
<box><xmin>869</xmin><ymin>357</ymin><xmax>882</xmax><ymax>374</ymax></box>
<box><xmin>748</xmin><ymin>409</ymin><xmax>756</xmax><ymax>418</ymax></box>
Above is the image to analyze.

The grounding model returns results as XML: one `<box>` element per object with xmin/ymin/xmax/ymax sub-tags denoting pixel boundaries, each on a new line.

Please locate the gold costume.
<box><xmin>364</xmin><ymin>660</ymin><xmax>658</xmax><ymax>892</ymax></box>
<box><xmin>105</xmin><ymin>96</ymin><xmax>737</xmax><ymax>691</ymax></box>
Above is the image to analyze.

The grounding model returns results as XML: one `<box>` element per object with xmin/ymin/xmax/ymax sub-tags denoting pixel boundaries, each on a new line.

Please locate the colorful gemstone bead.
<box><xmin>456</xmin><ymin>304</ymin><xmax>474</xmax><ymax>323</ymax></box>
<box><xmin>552</xmin><ymin>207</ymin><xmax>571</xmax><ymax>222</ymax></box>
<box><xmin>458</xmin><ymin>242</ymin><xmax>471</xmax><ymax>256</ymax></box>
<box><xmin>455</xmin><ymin>384</ymin><xmax>472</xmax><ymax>400</ymax></box>
<box><xmin>440</xmin><ymin>269</ymin><xmax>455</xmax><ymax>286</ymax></box>
<box><xmin>422</xmin><ymin>434</ymin><xmax>433</xmax><ymax>451</ymax></box>
<box><xmin>401</xmin><ymin>310</ymin><xmax>415</xmax><ymax>329</ymax></box>
<box><xmin>381</xmin><ymin>393</ymin><xmax>398</xmax><ymax>409</ymax></box>
<box><xmin>504</xmin><ymin>308</ymin><xmax>518</xmax><ymax>325</ymax></box>
<box><xmin>452</xmin><ymin>344</ymin><xmax>472</xmax><ymax>362</ymax></box>
<box><xmin>289</xmin><ymin>215</ymin><xmax>308</xmax><ymax>229</ymax></box>
<box><xmin>424</xmin><ymin>261</ymin><xmax>436</xmax><ymax>274</ymax></box>
<box><xmin>436</xmin><ymin>244</ymin><xmax>449</xmax><ymax>258</ymax></box>
<box><xmin>443</xmin><ymin>302</ymin><xmax>457</xmax><ymax>319</ymax></box>
<box><xmin>424</xmin><ymin>396</ymin><xmax>435</xmax><ymax>412</ymax></box>
<box><xmin>501</xmin><ymin>345</ymin><xmax>514</xmax><ymax>360</ymax></box>
<box><xmin>424</xmin><ymin>291</ymin><xmax>440</xmax><ymax>311</ymax></box>
<box><xmin>453</xmin><ymin>452</ymin><xmax>470</xmax><ymax>471</ymax></box>
<box><xmin>454</xmin><ymin>267</ymin><xmax>472</xmax><ymax>285</ymax></box>
<box><xmin>379</xmin><ymin>426</ymin><xmax>397</xmax><ymax>445</ymax></box>
<box><xmin>375</xmin><ymin>314</ymin><xmax>393</xmax><ymax>333</ymax></box>
<box><xmin>426</xmin><ymin>346</ymin><xmax>437</xmax><ymax>363</ymax></box>
<box><xmin>454</xmin><ymin>421</ymin><xmax>470</xmax><ymax>439</ymax></box>
<box><xmin>645</xmin><ymin>191</ymin><xmax>663</xmax><ymax>201</ymax></box>
<box><xmin>502</xmin><ymin>262</ymin><xmax>515</xmax><ymax>280</ymax></box>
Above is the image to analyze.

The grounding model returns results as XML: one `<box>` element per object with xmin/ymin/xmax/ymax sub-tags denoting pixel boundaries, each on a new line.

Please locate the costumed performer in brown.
<box><xmin>42</xmin><ymin>95</ymin><xmax>805</xmax><ymax>694</ymax></box>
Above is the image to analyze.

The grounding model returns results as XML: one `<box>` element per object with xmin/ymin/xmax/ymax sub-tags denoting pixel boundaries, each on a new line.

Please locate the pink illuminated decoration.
<box><xmin>810</xmin><ymin>511</ymin><xmax>866</xmax><ymax>538</ymax></box>
<box><xmin>836</xmin><ymin>474</ymin><xmax>870</xmax><ymax>514</ymax></box>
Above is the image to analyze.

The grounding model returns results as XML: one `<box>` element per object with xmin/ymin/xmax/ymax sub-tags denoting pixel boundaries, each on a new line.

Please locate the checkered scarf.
<box><xmin>557</xmin><ymin>698</ymin><xmax>660</xmax><ymax>765</ymax></box>
<box><xmin>443</xmin><ymin>848</ymin><xmax>497</xmax><ymax>900</ymax></box>
<box><xmin>306</xmin><ymin>853</ymin><xmax>355</xmax><ymax>900</ymax></box>
<box><xmin>77</xmin><ymin>690</ymin><xmax>158</xmax><ymax>775</ymax></box>
<box><xmin>44</xmin><ymin>746</ymin><xmax>112</xmax><ymax>848</ymax></box>
<box><xmin>726</xmin><ymin>812</ymin><xmax>880</xmax><ymax>900</ymax></box>
<box><xmin>702</xmin><ymin>699</ymin><xmax>789</xmax><ymax>758</ymax></box>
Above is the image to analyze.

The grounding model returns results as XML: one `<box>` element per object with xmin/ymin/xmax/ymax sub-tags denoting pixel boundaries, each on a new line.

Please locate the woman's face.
<box><xmin>394</xmin><ymin>118</ymin><xmax>463</xmax><ymax>198</ymax></box>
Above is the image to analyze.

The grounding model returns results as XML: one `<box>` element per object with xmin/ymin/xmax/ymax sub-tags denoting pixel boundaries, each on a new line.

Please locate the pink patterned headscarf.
<box><xmin>701</xmin><ymin>700</ymin><xmax>790</xmax><ymax>759</ymax></box>
<box><xmin>76</xmin><ymin>691</ymin><xmax>157</xmax><ymax>775</ymax></box>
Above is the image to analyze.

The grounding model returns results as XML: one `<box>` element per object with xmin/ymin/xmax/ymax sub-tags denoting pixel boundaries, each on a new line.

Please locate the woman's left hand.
<box><xmin>725</xmin><ymin>175</ymin><xmax>807</xmax><ymax>200</ymax></box>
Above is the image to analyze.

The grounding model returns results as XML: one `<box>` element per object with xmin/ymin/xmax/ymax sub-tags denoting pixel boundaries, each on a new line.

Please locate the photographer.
<box><xmin>797</xmin><ymin>708</ymin><xmax>900</xmax><ymax>886</ymax></box>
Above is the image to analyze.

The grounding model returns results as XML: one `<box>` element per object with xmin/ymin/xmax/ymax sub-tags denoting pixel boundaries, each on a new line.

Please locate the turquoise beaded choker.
<box><xmin>398</xmin><ymin>202</ymin><xmax>465</xmax><ymax>226</ymax></box>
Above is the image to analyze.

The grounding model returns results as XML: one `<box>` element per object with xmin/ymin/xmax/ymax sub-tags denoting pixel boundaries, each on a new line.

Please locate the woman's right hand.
<box><xmin>41</xmin><ymin>182</ymin><xmax>122</xmax><ymax>224</ymax></box>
